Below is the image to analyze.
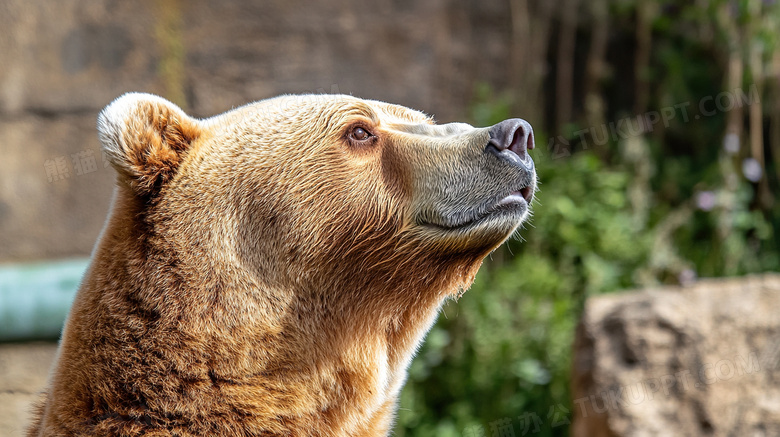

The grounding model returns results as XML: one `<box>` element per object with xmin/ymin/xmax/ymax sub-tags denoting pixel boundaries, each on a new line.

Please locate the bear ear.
<box><xmin>98</xmin><ymin>93</ymin><xmax>201</xmax><ymax>195</ymax></box>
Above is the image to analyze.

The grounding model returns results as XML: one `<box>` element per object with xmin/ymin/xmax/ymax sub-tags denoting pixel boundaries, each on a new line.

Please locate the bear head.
<box><xmin>98</xmin><ymin>93</ymin><xmax>536</xmax><ymax>301</ymax></box>
<box><xmin>32</xmin><ymin>92</ymin><xmax>536</xmax><ymax>436</ymax></box>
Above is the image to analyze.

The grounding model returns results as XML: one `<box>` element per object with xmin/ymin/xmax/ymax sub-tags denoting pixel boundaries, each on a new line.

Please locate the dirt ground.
<box><xmin>0</xmin><ymin>342</ymin><xmax>58</xmax><ymax>437</ymax></box>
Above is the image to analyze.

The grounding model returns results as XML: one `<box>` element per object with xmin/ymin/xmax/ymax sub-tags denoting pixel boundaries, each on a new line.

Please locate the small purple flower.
<box><xmin>696</xmin><ymin>191</ymin><xmax>717</xmax><ymax>211</ymax></box>
<box><xmin>742</xmin><ymin>158</ymin><xmax>763</xmax><ymax>182</ymax></box>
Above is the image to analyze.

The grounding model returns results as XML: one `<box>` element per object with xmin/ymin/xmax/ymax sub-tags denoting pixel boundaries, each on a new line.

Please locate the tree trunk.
<box><xmin>717</xmin><ymin>2</ymin><xmax>745</xmax><ymax>153</ymax></box>
<box><xmin>509</xmin><ymin>0</ymin><xmax>555</xmax><ymax>128</ymax></box>
<box><xmin>771</xmin><ymin>52</ymin><xmax>780</xmax><ymax>192</ymax></box>
<box><xmin>749</xmin><ymin>44</ymin><xmax>771</xmax><ymax>207</ymax></box>
<box><xmin>555</xmin><ymin>0</ymin><xmax>579</xmax><ymax>133</ymax></box>
<box><xmin>747</xmin><ymin>0</ymin><xmax>773</xmax><ymax>207</ymax></box>
<box><xmin>583</xmin><ymin>0</ymin><xmax>609</xmax><ymax>131</ymax></box>
<box><xmin>634</xmin><ymin>0</ymin><xmax>656</xmax><ymax>117</ymax></box>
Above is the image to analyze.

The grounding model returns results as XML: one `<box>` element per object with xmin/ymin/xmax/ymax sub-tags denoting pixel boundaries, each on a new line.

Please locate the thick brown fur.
<box><xmin>28</xmin><ymin>93</ymin><xmax>536</xmax><ymax>436</ymax></box>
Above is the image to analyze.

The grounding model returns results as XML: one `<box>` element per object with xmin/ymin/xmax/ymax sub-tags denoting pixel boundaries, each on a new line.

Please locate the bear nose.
<box><xmin>486</xmin><ymin>118</ymin><xmax>534</xmax><ymax>164</ymax></box>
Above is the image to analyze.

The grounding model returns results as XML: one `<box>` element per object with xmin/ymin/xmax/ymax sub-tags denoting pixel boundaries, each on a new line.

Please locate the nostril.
<box><xmin>508</xmin><ymin>127</ymin><xmax>529</xmax><ymax>160</ymax></box>
<box><xmin>487</xmin><ymin>118</ymin><xmax>534</xmax><ymax>160</ymax></box>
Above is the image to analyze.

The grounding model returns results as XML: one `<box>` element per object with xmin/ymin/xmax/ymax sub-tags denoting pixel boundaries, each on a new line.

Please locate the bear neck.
<box><xmin>58</xmin><ymin>185</ymin><xmax>485</xmax><ymax>434</ymax></box>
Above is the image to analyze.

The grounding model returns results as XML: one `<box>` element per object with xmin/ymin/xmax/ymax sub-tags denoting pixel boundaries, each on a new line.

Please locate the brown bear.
<box><xmin>28</xmin><ymin>92</ymin><xmax>536</xmax><ymax>436</ymax></box>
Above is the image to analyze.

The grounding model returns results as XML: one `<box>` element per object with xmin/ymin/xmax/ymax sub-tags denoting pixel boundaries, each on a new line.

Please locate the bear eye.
<box><xmin>349</xmin><ymin>127</ymin><xmax>372</xmax><ymax>142</ymax></box>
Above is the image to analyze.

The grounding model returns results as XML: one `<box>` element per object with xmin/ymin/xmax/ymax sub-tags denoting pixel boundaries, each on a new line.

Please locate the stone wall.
<box><xmin>572</xmin><ymin>274</ymin><xmax>780</xmax><ymax>437</ymax></box>
<box><xmin>0</xmin><ymin>0</ymin><xmax>516</xmax><ymax>262</ymax></box>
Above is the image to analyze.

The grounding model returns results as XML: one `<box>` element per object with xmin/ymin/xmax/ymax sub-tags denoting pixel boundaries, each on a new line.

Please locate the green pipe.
<box><xmin>0</xmin><ymin>258</ymin><xmax>89</xmax><ymax>342</ymax></box>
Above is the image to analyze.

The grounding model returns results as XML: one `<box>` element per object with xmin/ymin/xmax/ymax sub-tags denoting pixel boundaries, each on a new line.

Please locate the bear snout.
<box><xmin>485</xmin><ymin>118</ymin><xmax>535</xmax><ymax>171</ymax></box>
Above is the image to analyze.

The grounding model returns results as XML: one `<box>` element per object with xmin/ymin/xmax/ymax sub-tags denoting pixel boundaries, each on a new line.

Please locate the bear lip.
<box><xmin>421</xmin><ymin>185</ymin><xmax>533</xmax><ymax>231</ymax></box>
<box><xmin>422</xmin><ymin>203</ymin><xmax>527</xmax><ymax>232</ymax></box>
<box><xmin>500</xmin><ymin>186</ymin><xmax>534</xmax><ymax>205</ymax></box>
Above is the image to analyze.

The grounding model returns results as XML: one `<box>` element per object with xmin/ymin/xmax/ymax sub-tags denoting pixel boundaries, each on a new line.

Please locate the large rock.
<box><xmin>571</xmin><ymin>274</ymin><xmax>780</xmax><ymax>437</ymax></box>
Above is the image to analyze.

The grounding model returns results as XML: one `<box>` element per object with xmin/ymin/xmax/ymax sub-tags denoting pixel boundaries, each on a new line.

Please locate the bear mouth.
<box><xmin>421</xmin><ymin>184</ymin><xmax>534</xmax><ymax>232</ymax></box>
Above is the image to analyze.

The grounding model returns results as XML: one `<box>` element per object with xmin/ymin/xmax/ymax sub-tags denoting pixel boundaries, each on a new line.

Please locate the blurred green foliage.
<box><xmin>395</xmin><ymin>1</ymin><xmax>780</xmax><ymax>435</ymax></box>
